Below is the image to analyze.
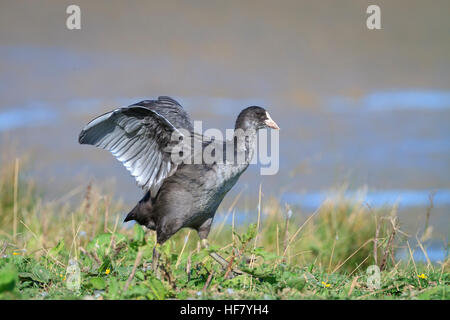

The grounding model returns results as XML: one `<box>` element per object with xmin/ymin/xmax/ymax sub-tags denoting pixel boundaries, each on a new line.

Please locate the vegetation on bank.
<box><xmin>0</xmin><ymin>158</ymin><xmax>448</xmax><ymax>300</ymax></box>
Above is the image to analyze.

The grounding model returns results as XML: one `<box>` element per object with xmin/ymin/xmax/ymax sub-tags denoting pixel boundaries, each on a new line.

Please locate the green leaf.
<box><xmin>240</xmin><ymin>266</ymin><xmax>277</xmax><ymax>283</ymax></box>
<box><xmin>31</xmin><ymin>265</ymin><xmax>51</xmax><ymax>283</ymax></box>
<box><xmin>89</xmin><ymin>277</ymin><xmax>106</xmax><ymax>290</ymax></box>
<box><xmin>232</xmin><ymin>230</ymin><xmax>242</xmax><ymax>242</ymax></box>
<box><xmin>417</xmin><ymin>285</ymin><xmax>447</xmax><ymax>300</ymax></box>
<box><xmin>251</xmin><ymin>247</ymin><xmax>279</xmax><ymax>260</ymax></box>
<box><xmin>124</xmin><ymin>284</ymin><xmax>148</xmax><ymax>299</ymax></box>
<box><xmin>0</xmin><ymin>266</ymin><xmax>18</xmax><ymax>293</ymax></box>
<box><xmin>98</xmin><ymin>256</ymin><xmax>112</xmax><ymax>274</ymax></box>
<box><xmin>286</xmin><ymin>278</ymin><xmax>306</xmax><ymax>291</ymax></box>
<box><xmin>133</xmin><ymin>224</ymin><xmax>146</xmax><ymax>246</ymax></box>
<box><xmin>48</xmin><ymin>240</ymin><xmax>65</xmax><ymax>258</ymax></box>
<box><xmin>242</xmin><ymin>224</ymin><xmax>257</xmax><ymax>243</ymax></box>
<box><xmin>107</xmin><ymin>278</ymin><xmax>120</xmax><ymax>299</ymax></box>
<box><xmin>135</xmin><ymin>270</ymin><xmax>145</xmax><ymax>281</ymax></box>
<box><xmin>19</xmin><ymin>272</ymin><xmax>43</xmax><ymax>283</ymax></box>
<box><xmin>147</xmin><ymin>277</ymin><xmax>167</xmax><ymax>300</ymax></box>
<box><xmin>87</xmin><ymin>233</ymin><xmax>128</xmax><ymax>257</ymax></box>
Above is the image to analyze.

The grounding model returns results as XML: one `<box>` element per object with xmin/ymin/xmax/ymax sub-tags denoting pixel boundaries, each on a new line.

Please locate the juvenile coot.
<box><xmin>78</xmin><ymin>96</ymin><xmax>279</xmax><ymax>275</ymax></box>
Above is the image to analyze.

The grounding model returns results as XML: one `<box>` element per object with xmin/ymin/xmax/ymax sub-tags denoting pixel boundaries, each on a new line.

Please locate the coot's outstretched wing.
<box><xmin>78</xmin><ymin>97</ymin><xmax>192</xmax><ymax>195</ymax></box>
<box><xmin>133</xmin><ymin>96</ymin><xmax>194</xmax><ymax>132</ymax></box>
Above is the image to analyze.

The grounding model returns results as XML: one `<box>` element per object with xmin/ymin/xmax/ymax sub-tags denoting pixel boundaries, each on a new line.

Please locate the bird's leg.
<box><xmin>201</xmin><ymin>239</ymin><xmax>243</xmax><ymax>276</ymax></box>
<box><xmin>152</xmin><ymin>243</ymin><xmax>161</xmax><ymax>279</ymax></box>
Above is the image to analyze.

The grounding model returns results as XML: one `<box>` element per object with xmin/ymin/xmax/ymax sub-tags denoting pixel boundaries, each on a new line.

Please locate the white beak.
<box><xmin>264</xmin><ymin>111</ymin><xmax>280</xmax><ymax>130</ymax></box>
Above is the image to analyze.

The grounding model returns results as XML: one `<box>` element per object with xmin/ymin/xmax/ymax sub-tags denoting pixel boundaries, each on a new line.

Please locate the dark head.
<box><xmin>235</xmin><ymin>106</ymin><xmax>280</xmax><ymax>131</ymax></box>
<box><xmin>123</xmin><ymin>191</ymin><xmax>156</xmax><ymax>230</ymax></box>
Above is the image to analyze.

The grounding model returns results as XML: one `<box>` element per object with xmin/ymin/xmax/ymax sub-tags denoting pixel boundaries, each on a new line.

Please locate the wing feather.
<box><xmin>79</xmin><ymin>98</ymin><xmax>192</xmax><ymax>194</ymax></box>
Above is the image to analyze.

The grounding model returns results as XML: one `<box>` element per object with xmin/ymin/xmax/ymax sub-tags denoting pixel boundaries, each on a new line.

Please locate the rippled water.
<box><xmin>281</xmin><ymin>189</ymin><xmax>450</xmax><ymax>209</ymax></box>
<box><xmin>0</xmin><ymin>1</ymin><xmax>448</xmax><ymax>252</ymax></box>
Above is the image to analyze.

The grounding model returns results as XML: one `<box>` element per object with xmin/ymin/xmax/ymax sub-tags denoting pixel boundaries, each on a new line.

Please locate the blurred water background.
<box><xmin>0</xmin><ymin>1</ymin><xmax>448</xmax><ymax>257</ymax></box>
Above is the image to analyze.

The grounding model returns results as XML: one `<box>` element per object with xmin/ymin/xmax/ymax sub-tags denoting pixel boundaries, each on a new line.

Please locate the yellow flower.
<box><xmin>417</xmin><ymin>273</ymin><xmax>427</xmax><ymax>279</ymax></box>
<box><xmin>322</xmin><ymin>281</ymin><xmax>331</xmax><ymax>288</ymax></box>
<box><xmin>105</xmin><ymin>268</ymin><xmax>111</xmax><ymax>275</ymax></box>
<box><xmin>63</xmin><ymin>276</ymin><xmax>66</xmax><ymax>281</ymax></box>
<box><xmin>12</xmin><ymin>252</ymin><xmax>20</xmax><ymax>256</ymax></box>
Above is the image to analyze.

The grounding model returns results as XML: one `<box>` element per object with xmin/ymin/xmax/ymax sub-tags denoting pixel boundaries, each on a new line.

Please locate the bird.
<box><xmin>78</xmin><ymin>96</ymin><xmax>279</xmax><ymax>276</ymax></box>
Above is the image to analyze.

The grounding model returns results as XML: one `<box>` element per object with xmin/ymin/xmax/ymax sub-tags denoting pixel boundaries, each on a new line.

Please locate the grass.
<box><xmin>0</xmin><ymin>157</ymin><xmax>448</xmax><ymax>300</ymax></box>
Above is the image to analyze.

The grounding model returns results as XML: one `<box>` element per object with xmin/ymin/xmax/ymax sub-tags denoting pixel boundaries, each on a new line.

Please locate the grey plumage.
<box><xmin>79</xmin><ymin>97</ymin><xmax>279</xmax><ymax>248</ymax></box>
<box><xmin>78</xmin><ymin>97</ymin><xmax>189</xmax><ymax>195</ymax></box>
